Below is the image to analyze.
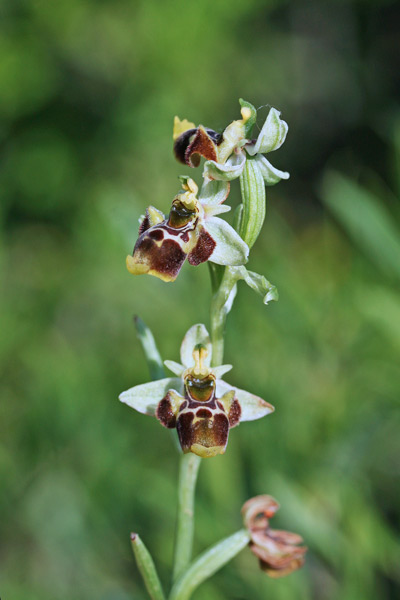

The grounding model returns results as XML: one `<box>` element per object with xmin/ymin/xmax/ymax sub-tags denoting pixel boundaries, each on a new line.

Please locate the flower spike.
<box><xmin>119</xmin><ymin>324</ymin><xmax>274</xmax><ymax>458</ymax></box>
<box><xmin>242</xmin><ymin>495</ymin><xmax>307</xmax><ymax>578</ymax></box>
<box><xmin>126</xmin><ymin>178</ymin><xmax>248</xmax><ymax>282</ymax></box>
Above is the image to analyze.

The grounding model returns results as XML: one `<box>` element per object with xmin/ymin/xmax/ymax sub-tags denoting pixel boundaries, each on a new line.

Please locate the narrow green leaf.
<box><xmin>169</xmin><ymin>529</ymin><xmax>251</xmax><ymax>600</ymax></box>
<box><xmin>321</xmin><ymin>172</ymin><xmax>400</xmax><ymax>281</ymax></box>
<box><xmin>131</xmin><ymin>533</ymin><xmax>166</xmax><ymax>600</ymax></box>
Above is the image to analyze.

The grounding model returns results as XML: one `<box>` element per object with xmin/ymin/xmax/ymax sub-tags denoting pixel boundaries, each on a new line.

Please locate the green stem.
<box><xmin>131</xmin><ymin>533</ymin><xmax>166</xmax><ymax>600</ymax></box>
<box><xmin>210</xmin><ymin>267</ymin><xmax>240</xmax><ymax>366</ymax></box>
<box><xmin>169</xmin><ymin>529</ymin><xmax>251</xmax><ymax>600</ymax></box>
<box><xmin>172</xmin><ymin>452</ymin><xmax>202</xmax><ymax>582</ymax></box>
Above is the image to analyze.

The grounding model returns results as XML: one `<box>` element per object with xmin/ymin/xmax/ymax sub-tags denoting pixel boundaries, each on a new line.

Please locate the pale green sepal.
<box><xmin>246</xmin><ymin>107</ymin><xmax>288</xmax><ymax>156</ymax></box>
<box><xmin>119</xmin><ymin>378</ymin><xmax>182</xmax><ymax>416</ymax></box>
<box><xmin>131</xmin><ymin>533</ymin><xmax>166</xmax><ymax>600</ymax></box>
<box><xmin>236</xmin><ymin>266</ymin><xmax>279</xmax><ymax>305</ymax></box>
<box><xmin>205</xmin><ymin>217</ymin><xmax>249</xmax><ymax>266</ymax></box>
<box><xmin>239</xmin><ymin>98</ymin><xmax>257</xmax><ymax>138</ymax></box>
<box><xmin>212</xmin><ymin>364</ymin><xmax>233</xmax><ymax>378</ymax></box>
<box><xmin>169</xmin><ymin>529</ymin><xmax>251</xmax><ymax>600</ymax></box>
<box><xmin>164</xmin><ymin>360</ymin><xmax>185</xmax><ymax>376</ymax></box>
<box><xmin>216</xmin><ymin>380</ymin><xmax>275</xmax><ymax>421</ymax></box>
<box><xmin>198</xmin><ymin>179</ymin><xmax>230</xmax><ymax>205</ymax></box>
<box><xmin>181</xmin><ymin>324</ymin><xmax>212</xmax><ymax>368</ymax></box>
<box><xmin>254</xmin><ymin>153</ymin><xmax>289</xmax><ymax>186</ymax></box>
<box><xmin>134</xmin><ymin>316</ymin><xmax>165</xmax><ymax>380</ymax></box>
<box><xmin>203</xmin><ymin>152</ymin><xmax>246</xmax><ymax>181</ymax></box>
<box><xmin>239</xmin><ymin>158</ymin><xmax>266</xmax><ymax>249</ymax></box>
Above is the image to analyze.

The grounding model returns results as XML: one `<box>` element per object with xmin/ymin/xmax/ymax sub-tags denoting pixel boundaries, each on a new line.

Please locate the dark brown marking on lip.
<box><xmin>187</xmin><ymin>228</ymin><xmax>216</xmax><ymax>266</ymax></box>
<box><xmin>196</xmin><ymin>408</ymin><xmax>213</xmax><ymax>419</ymax></box>
<box><xmin>177</xmin><ymin>411</ymin><xmax>195</xmax><ymax>451</ymax></box>
<box><xmin>149</xmin><ymin>229</ymin><xmax>164</xmax><ymax>241</ymax></box>
<box><xmin>151</xmin><ymin>238</ymin><xmax>186</xmax><ymax>277</ymax></box>
<box><xmin>216</xmin><ymin>401</ymin><xmax>224</xmax><ymax>411</ymax></box>
<box><xmin>180</xmin><ymin>231</ymin><xmax>189</xmax><ymax>242</ymax></box>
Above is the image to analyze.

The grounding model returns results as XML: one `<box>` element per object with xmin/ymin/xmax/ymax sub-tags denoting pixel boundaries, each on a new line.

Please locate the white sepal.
<box><xmin>119</xmin><ymin>378</ymin><xmax>183</xmax><ymax>416</ymax></box>
<box><xmin>254</xmin><ymin>154</ymin><xmax>289</xmax><ymax>186</ymax></box>
<box><xmin>246</xmin><ymin>107</ymin><xmax>288</xmax><ymax>156</ymax></box>
<box><xmin>180</xmin><ymin>324</ymin><xmax>212</xmax><ymax>368</ymax></box>
<box><xmin>205</xmin><ymin>217</ymin><xmax>249</xmax><ymax>266</ymax></box>
<box><xmin>216</xmin><ymin>380</ymin><xmax>274</xmax><ymax>421</ymax></box>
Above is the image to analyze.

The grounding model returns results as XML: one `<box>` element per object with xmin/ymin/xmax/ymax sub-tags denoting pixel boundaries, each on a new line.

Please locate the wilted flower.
<box><xmin>242</xmin><ymin>495</ymin><xmax>307</xmax><ymax>578</ymax></box>
<box><xmin>173</xmin><ymin>99</ymin><xmax>290</xmax><ymax>185</ymax></box>
<box><xmin>126</xmin><ymin>177</ymin><xmax>248</xmax><ymax>282</ymax></box>
<box><xmin>119</xmin><ymin>324</ymin><xmax>274</xmax><ymax>458</ymax></box>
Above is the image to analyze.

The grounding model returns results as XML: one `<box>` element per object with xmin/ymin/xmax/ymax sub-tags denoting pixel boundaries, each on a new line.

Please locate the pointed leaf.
<box><xmin>246</xmin><ymin>107</ymin><xmax>288</xmax><ymax>156</ymax></box>
<box><xmin>180</xmin><ymin>324</ymin><xmax>212</xmax><ymax>368</ymax></box>
<box><xmin>254</xmin><ymin>154</ymin><xmax>289</xmax><ymax>186</ymax></box>
<box><xmin>131</xmin><ymin>533</ymin><xmax>166</xmax><ymax>600</ymax></box>
<box><xmin>203</xmin><ymin>152</ymin><xmax>246</xmax><ymax>181</ymax></box>
<box><xmin>205</xmin><ymin>217</ymin><xmax>249</xmax><ymax>266</ymax></box>
<box><xmin>236</xmin><ymin>266</ymin><xmax>279</xmax><ymax>305</ymax></box>
<box><xmin>119</xmin><ymin>378</ymin><xmax>183</xmax><ymax>416</ymax></box>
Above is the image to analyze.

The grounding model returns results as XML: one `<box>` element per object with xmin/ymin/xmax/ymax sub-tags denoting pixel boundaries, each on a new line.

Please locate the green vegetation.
<box><xmin>1</xmin><ymin>1</ymin><xmax>399</xmax><ymax>598</ymax></box>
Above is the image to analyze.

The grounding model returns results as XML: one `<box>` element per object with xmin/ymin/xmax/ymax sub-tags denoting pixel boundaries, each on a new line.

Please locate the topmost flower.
<box><xmin>173</xmin><ymin>99</ymin><xmax>290</xmax><ymax>186</ymax></box>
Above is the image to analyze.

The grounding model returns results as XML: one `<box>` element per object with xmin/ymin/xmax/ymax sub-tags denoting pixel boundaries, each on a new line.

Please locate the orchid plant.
<box><xmin>120</xmin><ymin>99</ymin><xmax>307</xmax><ymax>599</ymax></box>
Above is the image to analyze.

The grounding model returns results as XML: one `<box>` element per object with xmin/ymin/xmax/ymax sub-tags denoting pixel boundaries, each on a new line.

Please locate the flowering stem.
<box><xmin>210</xmin><ymin>267</ymin><xmax>239</xmax><ymax>366</ymax></box>
<box><xmin>169</xmin><ymin>529</ymin><xmax>251</xmax><ymax>600</ymax></box>
<box><xmin>172</xmin><ymin>452</ymin><xmax>201</xmax><ymax>582</ymax></box>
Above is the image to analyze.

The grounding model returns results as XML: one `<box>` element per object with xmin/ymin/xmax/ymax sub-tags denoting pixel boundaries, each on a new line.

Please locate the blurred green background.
<box><xmin>1</xmin><ymin>0</ymin><xmax>400</xmax><ymax>598</ymax></box>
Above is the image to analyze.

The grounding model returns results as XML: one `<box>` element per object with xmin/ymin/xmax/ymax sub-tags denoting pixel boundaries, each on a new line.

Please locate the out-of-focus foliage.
<box><xmin>0</xmin><ymin>0</ymin><xmax>399</xmax><ymax>599</ymax></box>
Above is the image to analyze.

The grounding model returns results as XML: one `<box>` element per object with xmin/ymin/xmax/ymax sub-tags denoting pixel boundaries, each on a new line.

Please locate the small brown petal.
<box><xmin>241</xmin><ymin>495</ymin><xmax>280</xmax><ymax>530</ymax></box>
<box><xmin>259</xmin><ymin>557</ymin><xmax>306</xmax><ymax>578</ymax></box>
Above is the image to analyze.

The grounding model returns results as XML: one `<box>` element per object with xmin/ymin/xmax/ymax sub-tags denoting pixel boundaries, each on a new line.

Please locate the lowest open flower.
<box><xmin>126</xmin><ymin>177</ymin><xmax>248</xmax><ymax>282</ymax></box>
<box><xmin>242</xmin><ymin>495</ymin><xmax>307</xmax><ymax>578</ymax></box>
<box><xmin>119</xmin><ymin>324</ymin><xmax>274</xmax><ymax>458</ymax></box>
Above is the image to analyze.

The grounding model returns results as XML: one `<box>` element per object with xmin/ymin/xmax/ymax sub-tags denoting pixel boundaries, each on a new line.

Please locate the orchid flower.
<box><xmin>242</xmin><ymin>495</ymin><xmax>307</xmax><ymax>578</ymax></box>
<box><xmin>173</xmin><ymin>99</ymin><xmax>290</xmax><ymax>185</ymax></box>
<box><xmin>126</xmin><ymin>177</ymin><xmax>248</xmax><ymax>282</ymax></box>
<box><xmin>119</xmin><ymin>324</ymin><xmax>274</xmax><ymax>458</ymax></box>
